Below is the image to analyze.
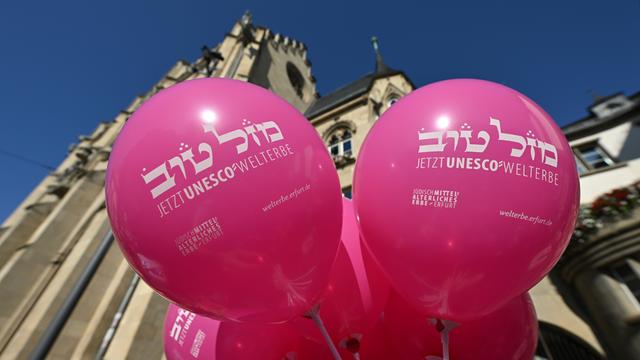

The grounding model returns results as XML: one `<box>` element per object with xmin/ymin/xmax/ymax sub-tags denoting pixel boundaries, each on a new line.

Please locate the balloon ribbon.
<box><xmin>430</xmin><ymin>318</ymin><xmax>458</xmax><ymax>360</ymax></box>
<box><xmin>305</xmin><ymin>305</ymin><xmax>343</xmax><ymax>360</ymax></box>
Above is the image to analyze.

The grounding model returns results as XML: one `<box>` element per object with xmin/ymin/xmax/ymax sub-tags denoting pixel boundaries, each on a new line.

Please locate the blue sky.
<box><xmin>0</xmin><ymin>0</ymin><xmax>638</xmax><ymax>222</ymax></box>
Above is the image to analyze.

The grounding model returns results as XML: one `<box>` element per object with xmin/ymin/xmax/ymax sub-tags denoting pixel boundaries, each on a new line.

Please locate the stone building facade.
<box><xmin>0</xmin><ymin>13</ymin><xmax>637</xmax><ymax>359</ymax></box>
<box><xmin>545</xmin><ymin>92</ymin><xmax>640</xmax><ymax>360</ymax></box>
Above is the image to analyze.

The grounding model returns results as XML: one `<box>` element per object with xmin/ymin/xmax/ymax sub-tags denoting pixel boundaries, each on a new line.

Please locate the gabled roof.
<box><xmin>304</xmin><ymin>36</ymin><xmax>412</xmax><ymax>120</ymax></box>
<box><xmin>304</xmin><ymin>68</ymin><xmax>410</xmax><ymax>119</ymax></box>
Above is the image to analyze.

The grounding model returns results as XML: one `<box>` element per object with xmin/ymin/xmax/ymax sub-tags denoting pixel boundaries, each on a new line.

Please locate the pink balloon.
<box><xmin>384</xmin><ymin>292</ymin><xmax>538</xmax><ymax>360</ymax></box>
<box><xmin>354</xmin><ymin>79</ymin><xmax>579</xmax><ymax>321</ymax></box>
<box><xmin>295</xmin><ymin>198</ymin><xmax>390</xmax><ymax>353</ymax></box>
<box><xmin>106</xmin><ymin>78</ymin><xmax>342</xmax><ymax>323</ymax></box>
<box><xmin>163</xmin><ymin>303</ymin><xmax>298</xmax><ymax>360</ymax></box>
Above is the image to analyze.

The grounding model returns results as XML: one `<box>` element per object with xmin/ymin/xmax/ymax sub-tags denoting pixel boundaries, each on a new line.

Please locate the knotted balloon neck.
<box><xmin>339</xmin><ymin>334</ymin><xmax>362</xmax><ymax>359</ymax></box>
<box><xmin>429</xmin><ymin>318</ymin><xmax>459</xmax><ymax>360</ymax></box>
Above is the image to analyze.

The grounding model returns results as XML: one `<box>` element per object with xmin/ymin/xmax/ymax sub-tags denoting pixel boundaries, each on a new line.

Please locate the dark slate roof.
<box><xmin>304</xmin><ymin>68</ymin><xmax>404</xmax><ymax>119</ymax></box>
<box><xmin>304</xmin><ymin>74</ymin><xmax>374</xmax><ymax>119</ymax></box>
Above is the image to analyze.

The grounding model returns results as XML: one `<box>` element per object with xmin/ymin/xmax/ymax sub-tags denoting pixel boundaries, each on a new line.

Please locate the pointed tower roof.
<box><xmin>371</xmin><ymin>36</ymin><xmax>394</xmax><ymax>75</ymax></box>
<box><xmin>304</xmin><ymin>36</ymin><xmax>411</xmax><ymax>119</ymax></box>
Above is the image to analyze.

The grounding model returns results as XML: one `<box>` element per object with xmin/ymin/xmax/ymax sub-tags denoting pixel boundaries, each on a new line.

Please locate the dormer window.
<box><xmin>590</xmin><ymin>94</ymin><xmax>633</xmax><ymax>119</ymax></box>
<box><xmin>606</xmin><ymin>102</ymin><xmax>623</xmax><ymax>110</ymax></box>
<box><xmin>383</xmin><ymin>94</ymin><xmax>401</xmax><ymax>114</ymax></box>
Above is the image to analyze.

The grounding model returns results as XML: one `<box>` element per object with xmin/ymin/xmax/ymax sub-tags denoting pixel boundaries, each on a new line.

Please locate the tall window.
<box><xmin>610</xmin><ymin>260</ymin><xmax>640</xmax><ymax>309</ymax></box>
<box><xmin>286</xmin><ymin>62</ymin><xmax>305</xmax><ymax>98</ymax></box>
<box><xmin>574</xmin><ymin>143</ymin><xmax>615</xmax><ymax>174</ymax></box>
<box><xmin>328</xmin><ymin>129</ymin><xmax>353</xmax><ymax>159</ymax></box>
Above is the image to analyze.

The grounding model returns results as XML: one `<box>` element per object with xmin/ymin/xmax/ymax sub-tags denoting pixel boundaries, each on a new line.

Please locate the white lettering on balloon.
<box><xmin>417</xmin><ymin>118</ymin><xmax>558</xmax><ymax>167</ymax></box>
<box><xmin>415</xmin><ymin>118</ymin><xmax>561</xmax><ymax>187</ymax></box>
<box><xmin>261</xmin><ymin>183</ymin><xmax>312</xmax><ymax>213</ymax></box>
<box><xmin>498</xmin><ymin>209</ymin><xmax>553</xmax><ymax>226</ymax></box>
<box><xmin>174</xmin><ymin>216</ymin><xmax>223</xmax><ymax>256</ymax></box>
<box><xmin>412</xmin><ymin>188</ymin><xmax>459</xmax><ymax>209</ymax></box>
<box><xmin>140</xmin><ymin>118</ymin><xmax>295</xmax><ymax>220</ymax></box>
<box><xmin>170</xmin><ymin>309</ymin><xmax>196</xmax><ymax>346</ymax></box>
<box><xmin>143</xmin><ymin>119</ymin><xmax>285</xmax><ymax>200</ymax></box>
<box><xmin>190</xmin><ymin>329</ymin><xmax>206</xmax><ymax>358</ymax></box>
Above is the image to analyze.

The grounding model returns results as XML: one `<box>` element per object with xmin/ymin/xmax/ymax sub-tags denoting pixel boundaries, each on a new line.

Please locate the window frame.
<box><xmin>326</xmin><ymin>128</ymin><xmax>354</xmax><ymax>160</ymax></box>
<box><xmin>574</xmin><ymin>155</ymin><xmax>589</xmax><ymax>175</ymax></box>
<box><xmin>573</xmin><ymin>141</ymin><xmax>616</xmax><ymax>175</ymax></box>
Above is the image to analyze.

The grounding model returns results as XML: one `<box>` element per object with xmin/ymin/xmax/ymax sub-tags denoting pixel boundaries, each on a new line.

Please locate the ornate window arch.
<box><xmin>323</xmin><ymin>121</ymin><xmax>356</xmax><ymax>166</ymax></box>
<box><xmin>385</xmin><ymin>93</ymin><xmax>401</xmax><ymax>109</ymax></box>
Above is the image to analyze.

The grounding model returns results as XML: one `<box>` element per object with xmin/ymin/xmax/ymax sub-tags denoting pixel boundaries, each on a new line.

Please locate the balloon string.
<box><xmin>432</xmin><ymin>318</ymin><xmax>457</xmax><ymax>360</ymax></box>
<box><xmin>441</xmin><ymin>329</ymin><xmax>450</xmax><ymax>360</ymax></box>
<box><xmin>308</xmin><ymin>308</ymin><xmax>343</xmax><ymax>360</ymax></box>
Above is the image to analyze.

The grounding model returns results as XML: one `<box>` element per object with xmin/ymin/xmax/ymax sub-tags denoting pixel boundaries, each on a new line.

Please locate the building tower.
<box><xmin>2</xmin><ymin>11</ymin><xmax>637</xmax><ymax>360</ymax></box>
<box><xmin>0</xmin><ymin>13</ymin><xmax>318</xmax><ymax>359</ymax></box>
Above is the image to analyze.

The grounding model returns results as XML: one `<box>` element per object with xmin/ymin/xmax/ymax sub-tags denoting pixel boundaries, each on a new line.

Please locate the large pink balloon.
<box><xmin>384</xmin><ymin>291</ymin><xmax>538</xmax><ymax>360</ymax></box>
<box><xmin>295</xmin><ymin>198</ymin><xmax>390</xmax><ymax>351</ymax></box>
<box><xmin>354</xmin><ymin>79</ymin><xmax>579</xmax><ymax>321</ymax></box>
<box><xmin>106</xmin><ymin>78</ymin><xmax>342</xmax><ymax>323</ymax></box>
<box><xmin>163</xmin><ymin>303</ymin><xmax>298</xmax><ymax>360</ymax></box>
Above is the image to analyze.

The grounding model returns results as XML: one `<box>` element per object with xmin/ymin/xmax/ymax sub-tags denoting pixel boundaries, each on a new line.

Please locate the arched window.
<box><xmin>286</xmin><ymin>62</ymin><xmax>305</xmax><ymax>98</ymax></box>
<box><xmin>327</xmin><ymin>128</ymin><xmax>353</xmax><ymax>160</ymax></box>
<box><xmin>381</xmin><ymin>93</ymin><xmax>401</xmax><ymax>115</ymax></box>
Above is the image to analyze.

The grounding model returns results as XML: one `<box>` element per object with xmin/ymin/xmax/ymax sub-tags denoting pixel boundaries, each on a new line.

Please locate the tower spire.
<box><xmin>241</xmin><ymin>10</ymin><xmax>253</xmax><ymax>27</ymax></box>
<box><xmin>371</xmin><ymin>36</ymin><xmax>391</xmax><ymax>74</ymax></box>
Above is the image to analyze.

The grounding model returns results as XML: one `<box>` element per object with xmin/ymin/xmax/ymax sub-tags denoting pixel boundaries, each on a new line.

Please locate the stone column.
<box><xmin>574</xmin><ymin>267</ymin><xmax>640</xmax><ymax>359</ymax></box>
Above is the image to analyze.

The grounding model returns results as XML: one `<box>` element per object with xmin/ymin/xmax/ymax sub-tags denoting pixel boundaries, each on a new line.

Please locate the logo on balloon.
<box><xmin>190</xmin><ymin>329</ymin><xmax>206</xmax><ymax>358</ymax></box>
<box><xmin>411</xmin><ymin>188</ymin><xmax>459</xmax><ymax>209</ymax></box>
<box><xmin>170</xmin><ymin>308</ymin><xmax>196</xmax><ymax>345</ymax></box>
<box><xmin>174</xmin><ymin>216</ymin><xmax>224</xmax><ymax>256</ymax></box>
<box><xmin>416</xmin><ymin>117</ymin><xmax>560</xmax><ymax>186</ymax></box>
<box><xmin>140</xmin><ymin>117</ymin><xmax>295</xmax><ymax>219</ymax></box>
